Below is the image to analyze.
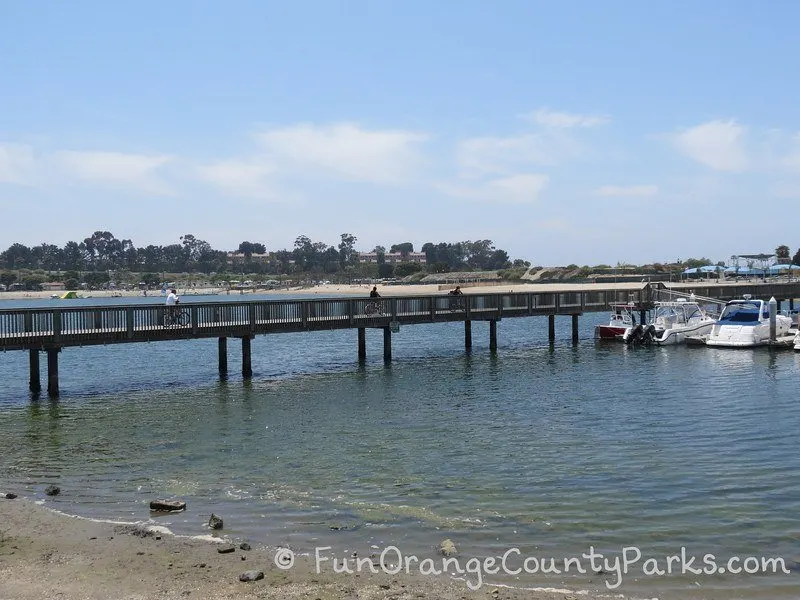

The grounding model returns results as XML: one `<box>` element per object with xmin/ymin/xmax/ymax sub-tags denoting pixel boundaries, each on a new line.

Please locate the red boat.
<box><xmin>594</xmin><ymin>303</ymin><xmax>639</xmax><ymax>340</ymax></box>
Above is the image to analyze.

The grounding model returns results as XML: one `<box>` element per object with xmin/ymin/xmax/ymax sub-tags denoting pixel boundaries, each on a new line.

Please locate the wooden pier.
<box><xmin>3</xmin><ymin>281</ymin><xmax>800</xmax><ymax>397</ymax></box>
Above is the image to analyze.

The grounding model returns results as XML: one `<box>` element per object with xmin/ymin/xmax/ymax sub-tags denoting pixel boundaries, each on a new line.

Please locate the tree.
<box><xmin>238</xmin><ymin>241</ymin><xmax>266</xmax><ymax>259</ymax></box>
<box><xmin>390</xmin><ymin>242</ymin><xmax>414</xmax><ymax>256</ymax></box>
<box><xmin>0</xmin><ymin>243</ymin><xmax>33</xmax><ymax>269</ymax></box>
<box><xmin>793</xmin><ymin>249</ymin><xmax>800</xmax><ymax>266</ymax></box>
<box><xmin>378</xmin><ymin>263</ymin><xmax>394</xmax><ymax>278</ymax></box>
<box><xmin>394</xmin><ymin>262</ymin><xmax>423</xmax><ymax>277</ymax></box>
<box><xmin>776</xmin><ymin>245</ymin><xmax>791</xmax><ymax>261</ymax></box>
<box><xmin>372</xmin><ymin>245</ymin><xmax>386</xmax><ymax>265</ymax></box>
<box><xmin>338</xmin><ymin>233</ymin><xmax>357</xmax><ymax>269</ymax></box>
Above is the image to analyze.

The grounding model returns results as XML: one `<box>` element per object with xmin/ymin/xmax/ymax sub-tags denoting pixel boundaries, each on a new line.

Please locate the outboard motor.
<box><xmin>624</xmin><ymin>324</ymin><xmax>656</xmax><ymax>346</ymax></box>
<box><xmin>624</xmin><ymin>324</ymin><xmax>643</xmax><ymax>345</ymax></box>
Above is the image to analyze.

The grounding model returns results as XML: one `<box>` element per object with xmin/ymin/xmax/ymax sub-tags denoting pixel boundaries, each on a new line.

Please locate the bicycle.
<box><xmin>163</xmin><ymin>307</ymin><xmax>190</xmax><ymax>327</ymax></box>
<box><xmin>364</xmin><ymin>301</ymin><xmax>385</xmax><ymax>316</ymax></box>
<box><xmin>448</xmin><ymin>297</ymin><xmax>466</xmax><ymax>312</ymax></box>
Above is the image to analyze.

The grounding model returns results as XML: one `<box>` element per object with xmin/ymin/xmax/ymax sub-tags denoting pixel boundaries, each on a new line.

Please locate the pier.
<box><xmin>2</xmin><ymin>281</ymin><xmax>800</xmax><ymax>397</ymax></box>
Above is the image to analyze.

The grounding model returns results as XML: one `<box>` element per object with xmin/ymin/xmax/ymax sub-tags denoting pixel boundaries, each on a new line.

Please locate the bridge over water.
<box><xmin>2</xmin><ymin>281</ymin><xmax>798</xmax><ymax>397</ymax></box>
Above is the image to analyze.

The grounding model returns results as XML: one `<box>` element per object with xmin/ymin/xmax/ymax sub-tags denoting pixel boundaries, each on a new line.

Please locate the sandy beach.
<box><xmin>0</xmin><ymin>495</ymin><xmax>600</xmax><ymax>600</ymax></box>
<box><xmin>0</xmin><ymin>281</ymin><xmax>653</xmax><ymax>302</ymax></box>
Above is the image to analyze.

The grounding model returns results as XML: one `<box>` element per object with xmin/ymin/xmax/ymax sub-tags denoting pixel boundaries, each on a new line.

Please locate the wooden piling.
<box><xmin>46</xmin><ymin>348</ymin><xmax>59</xmax><ymax>397</ymax></box>
<box><xmin>241</xmin><ymin>336</ymin><xmax>252</xmax><ymax>378</ymax></box>
<box><xmin>464</xmin><ymin>320</ymin><xmax>472</xmax><ymax>351</ymax></box>
<box><xmin>383</xmin><ymin>327</ymin><xmax>392</xmax><ymax>362</ymax></box>
<box><xmin>29</xmin><ymin>349</ymin><xmax>40</xmax><ymax>394</ymax></box>
<box><xmin>358</xmin><ymin>327</ymin><xmax>366</xmax><ymax>360</ymax></box>
<box><xmin>489</xmin><ymin>319</ymin><xmax>497</xmax><ymax>351</ymax></box>
<box><xmin>218</xmin><ymin>337</ymin><xmax>228</xmax><ymax>375</ymax></box>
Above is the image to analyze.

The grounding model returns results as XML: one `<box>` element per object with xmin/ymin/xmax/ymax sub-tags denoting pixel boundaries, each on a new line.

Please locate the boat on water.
<box><xmin>794</xmin><ymin>329</ymin><xmax>800</xmax><ymax>351</ymax></box>
<box><xmin>595</xmin><ymin>303</ymin><xmax>640</xmax><ymax>340</ymax></box>
<box><xmin>624</xmin><ymin>298</ymin><xmax>718</xmax><ymax>345</ymax></box>
<box><xmin>706</xmin><ymin>297</ymin><xmax>793</xmax><ymax>348</ymax></box>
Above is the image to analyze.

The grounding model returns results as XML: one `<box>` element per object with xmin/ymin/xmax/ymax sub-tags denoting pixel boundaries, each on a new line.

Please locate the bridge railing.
<box><xmin>0</xmin><ymin>289</ymin><xmax>642</xmax><ymax>349</ymax></box>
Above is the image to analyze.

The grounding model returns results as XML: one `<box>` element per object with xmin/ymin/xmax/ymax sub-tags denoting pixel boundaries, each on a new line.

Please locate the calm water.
<box><xmin>1</xmin><ymin>296</ymin><xmax>799</xmax><ymax>599</ymax></box>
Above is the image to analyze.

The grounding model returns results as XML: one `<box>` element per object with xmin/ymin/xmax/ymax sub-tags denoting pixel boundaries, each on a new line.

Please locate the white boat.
<box><xmin>706</xmin><ymin>297</ymin><xmax>792</xmax><ymax>348</ymax></box>
<box><xmin>793</xmin><ymin>329</ymin><xmax>800</xmax><ymax>351</ymax></box>
<box><xmin>627</xmin><ymin>298</ymin><xmax>718</xmax><ymax>345</ymax></box>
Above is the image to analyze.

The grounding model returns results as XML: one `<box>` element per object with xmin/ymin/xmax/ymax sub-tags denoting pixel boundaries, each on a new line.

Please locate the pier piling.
<box><xmin>358</xmin><ymin>327</ymin><xmax>366</xmax><ymax>360</ymax></box>
<box><xmin>489</xmin><ymin>320</ymin><xmax>497</xmax><ymax>351</ymax></box>
<box><xmin>46</xmin><ymin>348</ymin><xmax>59</xmax><ymax>398</ymax></box>
<box><xmin>548</xmin><ymin>315</ymin><xmax>555</xmax><ymax>342</ymax></box>
<box><xmin>572</xmin><ymin>314</ymin><xmax>579</xmax><ymax>344</ymax></box>
<box><xmin>464</xmin><ymin>320</ymin><xmax>472</xmax><ymax>351</ymax></box>
<box><xmin>241</xmin><ymin>336</ymin><xmax>252</xmax><ymax>378</ymax></box>
<box><xmin>383</xmin><ymin>327</ymin><xmax>392</xmax><ymax>362</ymax></box>
<box><xmin>218</xmin><ymin>337</ymin><xmax>228</xmax><ymax>375</ymax></box>
<box><xmin>29</xmin><ymin>350</ymin><xmax>40</xmax><ymax>394</ymax></box>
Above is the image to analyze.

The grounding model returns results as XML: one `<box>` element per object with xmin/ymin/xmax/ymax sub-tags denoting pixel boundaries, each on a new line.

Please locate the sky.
<box><xmin>1</xmin><ymin>0</ymin><xmax>799</xmax><ymax>266</ymax></box>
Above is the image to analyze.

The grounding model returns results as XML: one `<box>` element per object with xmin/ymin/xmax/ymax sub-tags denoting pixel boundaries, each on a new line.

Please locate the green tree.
<box><xmin>776</xmin><ymin>245</ymin><xmax>791</xmax><ymax>260</ymax></box>
<box><xmin>338</xmin><ymin>233</ymin><xmax>358</xmax><ymax>268</ymax></box>
<box><xmin>390</xmin><ymin>242</ymin><xmax>414</xmax><ymax>256</ymax></box>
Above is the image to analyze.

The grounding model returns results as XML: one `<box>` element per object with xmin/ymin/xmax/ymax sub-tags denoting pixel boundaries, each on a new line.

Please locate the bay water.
<box><xmin>1</xmin><ymin>295</ymin><xmax>798</xmax><ymax>598</ymax></box>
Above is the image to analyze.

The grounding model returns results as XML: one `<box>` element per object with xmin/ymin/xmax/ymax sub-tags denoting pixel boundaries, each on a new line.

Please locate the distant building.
<box><xmin>41</xmin><ymin>282</ymin><xmax>66</xmax><ymax>291</ymax></box>
<box><xmin>358</xmin><ymin>252</ymin><xmax>427</xmax><ymax>265</ymax></box>
<box><xmin>226</xmin><ymin>252</ymin><xmax>274</xmax><ymax>264</ymax></box>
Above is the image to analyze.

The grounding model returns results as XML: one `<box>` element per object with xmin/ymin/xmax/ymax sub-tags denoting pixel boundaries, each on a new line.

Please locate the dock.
<box><xmin>3</xmin><ymin>280</ymin><xmax>800</xmax><ymax>397</ymax></box>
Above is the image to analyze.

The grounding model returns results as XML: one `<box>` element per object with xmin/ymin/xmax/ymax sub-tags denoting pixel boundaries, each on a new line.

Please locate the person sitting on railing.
<box><xmin>448</xmin><ymin>286</ymin><xmax>463</xmax><ymax>295</ymax></box>
<box><xmin>369</xmin><ymin>286</ymin><xmax>380</xmax><ymax>298</ymax></box>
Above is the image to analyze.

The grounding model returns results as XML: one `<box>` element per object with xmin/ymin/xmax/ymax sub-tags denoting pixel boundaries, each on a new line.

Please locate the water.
<box><xmin>1</xmin><ymin>298</ymin><xmax>799</xmax><ymax>599</ymax></box>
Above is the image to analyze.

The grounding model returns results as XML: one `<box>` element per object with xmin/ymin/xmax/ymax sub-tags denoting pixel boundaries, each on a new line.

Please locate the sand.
<box><xmin>0</xmin><ymin>496</ymin><xmax>598</xmax><ymax>600</ymax></box>
<box><xmin>0</xmin><ymin>281</ymin><xmax>653</xmax><ymax>302</ymax></box>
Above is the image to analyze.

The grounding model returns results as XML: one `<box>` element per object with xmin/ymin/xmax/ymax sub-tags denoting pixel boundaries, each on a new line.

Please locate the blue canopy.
<box><xmin>682</xmin><ymin>265</ymin><xmax>722</xmax><ymax>275</ymax></box>
<box><xmin>769</xmin><ymin>264</ymin><xmax>800</xmax><ymax>273</ymax></box>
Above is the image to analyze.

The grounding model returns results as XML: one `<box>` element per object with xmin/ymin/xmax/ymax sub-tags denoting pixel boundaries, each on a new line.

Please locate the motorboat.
<box><xmin>595</xmin><ymin>303</ymin><xmax>640</xmax><ymax>340</ymax></box>
<box><xmin>706</xmin><ymin>297</ymin><xmax>792</xmax><ymax>348</ymax></box>
<box><xmin>624</xmin><ymin>298</ymin><xmax>718</xmax><ymax>345</ymax></box>
<box><xmin>794</xmin><ymin>329</ymin><xmax>800</xmax><ymax>351</ymax></box>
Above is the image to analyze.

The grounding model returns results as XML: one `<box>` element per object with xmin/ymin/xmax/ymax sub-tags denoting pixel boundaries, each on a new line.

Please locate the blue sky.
<box><xmin>2</xmin><ymin>0</ymin><xmax>799</xmax><ymax>265</ymax></box>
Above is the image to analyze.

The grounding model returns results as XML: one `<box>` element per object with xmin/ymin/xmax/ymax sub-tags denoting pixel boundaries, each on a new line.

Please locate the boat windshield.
<box><xmin>718</xmin><ymin>302</ymin><xmax>762</xmax><ymax>323</ymax></box>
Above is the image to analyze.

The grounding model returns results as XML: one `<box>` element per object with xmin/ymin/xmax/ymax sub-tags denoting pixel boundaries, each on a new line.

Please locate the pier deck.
<box><xmin>3</xmin><ymin>280</ymin><xmax>800</xmax><ymax>396</ymax></box>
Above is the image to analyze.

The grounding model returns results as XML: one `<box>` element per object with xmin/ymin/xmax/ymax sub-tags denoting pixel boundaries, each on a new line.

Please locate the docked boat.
<box><xmin>706</xmin><ymin>297</ymin><xmax>793</xmax><ymax>348</ymax></box>
<box><xmin>595</xmin><ymin>303</ymin><xmax>640</xmax><ymax>340</ymax></box>
<box><xmin>625</xmin><ymin>298</ymin><xmax>718</xmax><ymax>345</ymax></box>
<box><xmin>794</xmin><ymin>329</ymin><xmax>800</xmax><ymax>351</ymax></box>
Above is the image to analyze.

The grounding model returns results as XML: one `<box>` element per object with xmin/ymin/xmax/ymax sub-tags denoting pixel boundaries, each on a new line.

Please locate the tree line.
<box><xmin>0</xmin><ymin>231</ymin><xmax>525</xmax><ymax>285</ymax></box>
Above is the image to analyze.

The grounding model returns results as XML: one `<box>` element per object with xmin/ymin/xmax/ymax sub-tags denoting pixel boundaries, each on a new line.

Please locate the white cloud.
<box><xmin>196</xmin><ymin>158</ymin><xmax>280</xmax><ymax>200</ymax></box>
<box><xmin>253</xmin><ymin>122</ymin><xmax>428</xmax><ymax>183</ymax></box>
<box><xmin>669</xmin><ymin>120</ymin><xmax>748</xmax><ymax>171</ymax></box>
<box><xmin>594</xmin><ymin>185</ymin><xmax>658</xmax><ymax>197</ymax></box>
<box><xmin>439</xmin><ymin>173</ymin><xmax>549</xmax><ymax>203</ymax></box>
<box><xmin>781</xmin><ymin>133</ymin><xmax>800</xmax><ymax>172</ymax></box>
<box><xmin>456</xmin><ymin>133</ymin><xmax>581</xmax><ymax>175</ymax></box>
<box><xmin>523</xmin><ymin>108</ymin><xmax>610</xmax><ymax>128</ymax></box>
<box><xmin>0</xmin><ymin>144</ymin><xmax>35</xmax><ymax>185</ymax></box>
<box><xmin>54</xmin><ymin>150</ymin><xmax>174</xmax><ymax>194</ymax></box>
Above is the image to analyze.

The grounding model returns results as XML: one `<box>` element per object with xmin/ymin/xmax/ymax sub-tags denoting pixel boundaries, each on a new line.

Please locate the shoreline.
<box><xmin>0</xmin><ymin>495</ymin><xmax>609</xmax><ymax>600</ymax></box>
<box><xmin>0</xmin><ymin>279</ymin><xmax>761</xmax><ymax>303</ymax></box>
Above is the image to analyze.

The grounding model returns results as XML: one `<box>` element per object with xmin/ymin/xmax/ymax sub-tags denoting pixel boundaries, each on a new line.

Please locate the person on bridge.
<box><xmin>166</xmin><ymin>289</ymin><xmax>179</xmax><ymax>316</ymax></box>
<box><xmin>449</xmin><ymin>286</ymin><xmax>463</xmax><ymax>295</ymax></box>
<box><xmin>370</xmin><ymin>286</ymin><xmax>380</xmax><ymax>298</ymax></box>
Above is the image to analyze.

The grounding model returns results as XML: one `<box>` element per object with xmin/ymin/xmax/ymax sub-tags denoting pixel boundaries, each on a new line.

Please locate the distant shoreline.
<box><xmin>0</xmin><ymin>279</ymin><xmax>783</xmax><ymax>304</ymax></box>
<box><xmin>0</xmin><ymin>281</ymin><xmax>655</xmax><ymax>302</ymax></box>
